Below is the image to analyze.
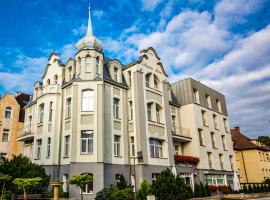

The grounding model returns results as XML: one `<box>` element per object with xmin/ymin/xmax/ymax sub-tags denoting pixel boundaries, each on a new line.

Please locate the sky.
<box><xmin>0</xmin><ymin>0</ymin><xmax>270</xmax><ymax>138</ymax></box>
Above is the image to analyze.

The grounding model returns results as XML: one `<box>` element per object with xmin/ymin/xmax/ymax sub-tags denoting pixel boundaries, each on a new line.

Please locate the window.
<box><xmin>156</xmin><ymin>105</ymin><xmax>161</xmax><ymax>123</ymax></box>
<box><xmin>216</xmin><ymin>99</ymin><xmax>222</xmax><ymax>113</ymax></box>
<box><xmin>193</xmin><ymin>89</ymin><xmax>200</xmax><ymax>104</ymax></box>
<box><xmin>229</xmin><ymin>155</ymin><xmax>234</xmax><ymax>170</ymax></box>
<box><xmin>128</xmin><ymin>71</ymin><xmax>132</xmax><ymax>86</ymax></box>
<box><xmin>145</xmin><ymin>73</ymin><xmax>151</xmax><ymax>87</ymax></box>
<box><xmin>147</xmin><ymin>103</ymin><xmax>152</xmax><ymax>121</ymax></box>
<box><xmin>96</xmin><ymin>57</ymin><xmax>100</xmax><ymax>75</ymax></box>
<box><xmin>29</xmin><ymin>115</ymin><xmax>32</xmax><ymax>128</ymax></box>
<box><xmin>154</xmin><ymin>75</ymin><xmax>159</xmax><ymax>90</ymax></box>
<box><xmin>81</xmin><ymin>173</ymin><xmax>93</xmax><ymax>194</ymax></box>
<box><xmin>82</xmin><ymin>90</ymin><xmax>94</xmax><ymax>111</ymax></box>
<box><xmin>114</xmin><ymin>135</ymin><xmax>121</xmax><ymax>157</ymax></box>
<box><xmin>201</xmin><ymin>110</ymin><xmax>207</xmax><ymax>126</ymax></box>
<box><xmin>198</xmin><ymin>129</ymin><xmax>204</xmax><ymax>146</ymax></box>
<box><xmin>85</xmin><ymin>56</ymin><xmax>91</xmax><ymax>73</ymax></box>
<box><xmin>47</xmin><ymin>137</ymin><xmax>51</xmax><ymax>158</ymax></box>
<box><xmin>171</xmin><ymin>115</ymin><xmax>176</xmax><ymax>133</ymax></box>
<box><xmin>49</xmin><ymin>102</ymin><xmax>53</xmax><ymax>122</ymax></box>
<box><xmin>81</xmin><ymin>131</ymin><xmax>93</xmax><ymax>153</ymax></box>
<box><xmin>38</xmin><ymin>104</ymin><xmax>44</xmax><ymax>123</ymax></box>
<box><xmin>219</xmin><ymin>154</ymin><xmax>224</xmax><ymax>170</ymax></box>
<box><xmin>47</xmin><ymin>79</ymin><xmax>50</xmax><ymax>85</ymax></box>
<box><xmin>206</xmin><ymin>94</ymin><xmax>211</xmax><ymax>109</ymax></box>
<box><xmin>64</xmin><ymin>135</ymin><xmax>70</xmax><ymax>157</ymax></box>
<box><xmin>5</xmin><ymin>107</ymin><xmax>12</xmax><ymax>119</ymax></box>
<box><xmin>113</xmin><ymin>98</ymin><xmax>120</xmax><ymax>119</ymax></box>
<box><xmin>2</xmin><ymin>129</ymin><xmax>9</xmax><ymax>142</ymax></box>
<box><xmin>113</xmin><ymin>67</ymin><xmax>118</xmax><ymax>82</ymax></box>
<box><xmin>174</xmin><ymin>145</ymin><xmax>179</xmax><ymax>155</ymax></box>
<box><xmin>129</xmin><ymin>101</ymin><xmax>133</xmax><ymax>120</ymax></box>
<box><xmin>152</xmin><ymin>173</ymin><xmax>159</xmax><ymax>183</ymax></box>
<box><xmin>150</xmin><ymin>139</ymin><xmax>163</xmax><ymax>158</ymax></box>
<box><xmin>222</xmin><ymin>135</ymin><xmax>227</xmax><ymax>150</ymax></box>
<box><xmin>54</xmin><ymin>75</ymin><xmax>58</xmax><ymax>84</ymax></box>
<box><xmin>36</xmin><ymin>139</ymin><xmax>42</xmax><ymax>159</ymax></box>
<box><xmin>66</xmin><ymin>98</ymin><xmax>72</xmax><ymax>118</ymax></box>
<box><xmin>216</xmin><ymin>175</ymin><xmax>225</xmax><ymax>185</ymax></box>
<box><xmin>207</xmin><ymin>152</ymin><xmax>213</xmax><ymax>169</ymax></box>
<box><xmin>62</xmin><ymin>174</ymin><xmax>69</xmax><ymax>192</ymax></box>
<box><xmin>223</xmin><ymin>118</ymin><xmax>228</xmax><ymax>132</ymax></box>
<box><xmin>68</xmin><ymin>67</ymin><xmax>72</xmax><ymax>80</ymax></box>
<box><xmin>213</xmin><ymin>114</ymin><xmax>218</xmax><ymax>129</ymax></box>
<box><xmin>211</xmin><ymin>132</ymin><xmax>216</xmax><ymax>148</ymax></box>
<box><xmin>130</xmin><ymin>136</ymin><xmax>135</xmax><ymax>157</ymax></box>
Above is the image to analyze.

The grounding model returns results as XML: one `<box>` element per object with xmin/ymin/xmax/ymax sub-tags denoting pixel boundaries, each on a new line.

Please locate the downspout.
<box><xmin>241</xmin><ymin>151</ymin><xmax>248</xmax><ymax>183</ymax></box>
<box><xmin>57</xmin><ymin>77</ymin><xmax>64</xmax><ymax>180</ymax></box>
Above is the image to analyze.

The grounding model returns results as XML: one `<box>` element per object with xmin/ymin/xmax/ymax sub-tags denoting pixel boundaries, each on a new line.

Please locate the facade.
<box><xmin>232</xmin><ymin>127</ymin><xmax>270</xmax><ymax>183</ymax></box>
<box><xmin>18</xmin><ymin>6</ymin><xmax>235</xmax><ymax>199</ymax></box>
<box><xmin>0</xmin><ymin>93</ymin><xmax>30</xmax><ymax>159</ymax></box>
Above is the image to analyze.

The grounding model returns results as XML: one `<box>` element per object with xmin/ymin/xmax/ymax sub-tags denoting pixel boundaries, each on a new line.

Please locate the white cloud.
<box><xmin>72</xmin><ymin>24</ymin><xmax>87</xmax><ymax>36</ymax></box>
<box><xmin>59</xmin><ymin>43</ymin><xmax>77</xmax><ymax>63</ymax></box>
<box><xmin>93</xmin><ymin>9</ymin><xmax>104</xmax><ymax>19</ymax></box>
<box><xmin>141</xmin><ymin>0</ymin><xmax>163</xmax><ymax>11</ymax></box>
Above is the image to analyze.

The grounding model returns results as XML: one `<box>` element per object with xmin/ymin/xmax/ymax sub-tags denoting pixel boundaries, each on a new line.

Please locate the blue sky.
<box><xmin>0</xmin><ymin>0</ymin><xmax>270</xmax><ymax>138</ymax></box>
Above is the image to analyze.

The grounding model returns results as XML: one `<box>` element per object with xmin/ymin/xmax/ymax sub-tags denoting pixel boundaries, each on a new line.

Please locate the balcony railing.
<box><xmin>17</xmin><ymin>125</ymin><xmax>34</xmax><ymax>141</ymax></box>
<box><xmin>172</xmin><ymin>126</ymin><xmax>191</xmax><ymax>138</ymax></box>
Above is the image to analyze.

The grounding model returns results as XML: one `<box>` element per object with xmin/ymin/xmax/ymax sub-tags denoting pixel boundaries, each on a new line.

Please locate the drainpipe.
<box><xmin>241</xmin><ymin>151</ymin><xmax>248</xmax><ymax>183</ymax></box>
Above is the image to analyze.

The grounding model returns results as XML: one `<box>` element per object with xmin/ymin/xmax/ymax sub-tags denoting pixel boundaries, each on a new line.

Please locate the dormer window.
<box><xmin>68</xmin><ymin>67</ymin><xmax>72</xmax><ymax>81</ymax></box>
<box><xmin>113</xmin><ymin>67</ymin><xmax>118</xmax><ymax>82</ymax></box>
<box><xmin>47</xmin><ymin>79</ymin><xmax>50</xmax><ymax>85</ymax></box>
<box><xmin>145</xmin><ymin>73</ymin><xmax>151</xmax><ymax>87</ymax></box>
<box><xmin>96</xmin><ymin>57</ymin><xmax>100</xmax><ymax>75</ymax></box>
<box><xmin>85</xmin><ymin>56</ymin><xmax>91</xmax><ymax>73</ymax></box>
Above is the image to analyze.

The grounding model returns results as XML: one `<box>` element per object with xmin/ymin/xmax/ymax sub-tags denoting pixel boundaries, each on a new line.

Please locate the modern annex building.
<box><xmin>17</xmin><ymin>6</ymin><xmax>235</xmax><ymax>199</ymax></box>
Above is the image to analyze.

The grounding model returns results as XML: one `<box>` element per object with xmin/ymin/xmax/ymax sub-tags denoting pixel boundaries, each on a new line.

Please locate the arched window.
<box><xmin>96</xmin><ymin>57</ymin><xmax>100</xmax><ymax>75</ymax></box>
<box><xmin>5</xmin><ymin>107</ymin><xmax>12</xmax><ymax>119</ymax></box>
<box><xmin>154</xmin><ymin>75</ymin><xmax>159</xmax><ymax>90</ymax></box>
<box><xmin>113</xmin><ymin>98</ymin><xmax>120</xmax><ymax>119</ymax></box>
<box><xmin>82</xmin><ymin>90</ymin><xmax>94</xmax><ymax>111</ymax></box>
<box><xmin>85</xmin><ymin>56</ymin><xmax>91</xmax><ymax>73</ymax></box>
<box><xmin>113</xmin><ymin>67</ymin><xmax>118</xmax><ymax>82</ymax></box>
<box><xmin>145</xmin><ymin>73</ymin><xmax>151</xmax><ymax>87</ymax></box>
<box><xmin>54</xmin><ymin>75</ymin><xmax>58</xmax><ymax>84</ymax></box>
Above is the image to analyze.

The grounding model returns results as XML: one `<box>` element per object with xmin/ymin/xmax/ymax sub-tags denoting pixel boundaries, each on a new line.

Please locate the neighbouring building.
<box><xmin>0</xmin><ymin>92</ymin><xmax>30</xmax><ymax>159</ymax></box>
<box><xmin>232</xmin><ymin>127</ymin><xmax>270</xmax><ymax>183</ymax></box>
<box><xmin>17</xmin><ymin>5</ymin><xmax>235</xmax><ymax>199</ymax></box>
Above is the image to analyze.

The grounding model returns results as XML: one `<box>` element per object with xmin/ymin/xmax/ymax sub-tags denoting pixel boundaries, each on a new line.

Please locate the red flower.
<box><xmin>174</xmin><ymin>155</ymin><xmax>200</xmax><ymax>165</ymax></box>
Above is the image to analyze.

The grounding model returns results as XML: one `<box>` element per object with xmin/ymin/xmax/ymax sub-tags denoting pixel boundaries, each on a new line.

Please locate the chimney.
<box><xmin>16</xmin><ymin>92</ymin><xmax>21</xmax><ymax>97</ymax></box>
<box><xmin>233</xmin><ymin>126</ymin><xmax>240</xmax><ymax>134</ymax></box>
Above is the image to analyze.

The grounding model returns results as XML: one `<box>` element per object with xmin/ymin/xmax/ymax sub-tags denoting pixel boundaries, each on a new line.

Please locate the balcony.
<box><xmin>17</xmin><ymin>125</ymin><xmax>34</xmax><ymax>141</ymax></box>
<box><xmin>174</xmin><ymin>155</ymin><xmax>200</xmax><ymax>166</ymax></box>
<box><xmin>172</xmin><ymin>126</ymin><xmax>191</xmax><ymax>142</ymax></box>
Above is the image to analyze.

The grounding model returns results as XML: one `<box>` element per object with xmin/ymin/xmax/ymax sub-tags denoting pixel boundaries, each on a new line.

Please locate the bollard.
<box><xmin>51</xmin><ymin>181</ymin><xmax>62</xmax><ymax>200</ymax></box>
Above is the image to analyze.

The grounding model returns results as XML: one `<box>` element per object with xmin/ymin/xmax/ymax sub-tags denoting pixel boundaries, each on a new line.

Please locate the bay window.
<box><xmin>113</xmin><ymin>98</ymin><xmax>120</xmax><ymax>119</ymax></box>
<box><xmin>81</xmin><ymin>131</ymin><xmax>93</xmax><ymax>153</ymax></box>
<box><xmin>82</xmin><ymin>90</ymin><xmax>94</xmax><ymax>111</ymax></box>
<box><xmin>150</xmin><ymin>139</ymin><xmax>163</xmax><ymax>158</ymax></box>
<box><xmin>85</xmin><ymin>56</ymin><xmax>91</xmax><ymax>73</ymax></box>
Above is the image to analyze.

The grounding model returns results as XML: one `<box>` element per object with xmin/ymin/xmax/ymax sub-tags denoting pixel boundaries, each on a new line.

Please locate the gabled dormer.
<box><xmin>107</xmin><ymin>59</ymin><xmax>123</xmax><ymax>83</ymax></box>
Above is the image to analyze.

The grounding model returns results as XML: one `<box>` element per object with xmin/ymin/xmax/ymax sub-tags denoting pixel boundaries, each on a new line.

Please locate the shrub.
<box><xmin>138</xmin><ymin>179</ymin><xmax>151</xmax><ymax>200</ymax></box>
<box><xmin>248</xmin><ymin>184</ymin><xmax>253</xmax><ymax>193</ymax></box>
<box><xmin>242</xmin><ymin>184</ymin><xmax>248</xmax><ymax>194</ymax></box>
<box><xmin>199</xmin><ymin>182</ymin><xmax>206</xmax><ymax>197</ymax></box>
<box><xmin>205</xmin><ymin>183</ymin><xmax>211</xmax><ymax>197</ymax></box>
<box><xmin>193</xmin><ymin>184</ymin><xmax>201</xmax><ymax>197</ymax></box>
<box><xmin>116</xmin><ymin>175</ymin><xmax>128</xmax><ymax>190</ymax></box>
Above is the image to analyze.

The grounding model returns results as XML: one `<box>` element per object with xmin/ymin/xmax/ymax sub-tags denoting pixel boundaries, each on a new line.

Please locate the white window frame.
<box><xmin>81</xmin><ymin>131</ymin><xmax>93</xmax><ymax>154</ymax></box>
<box><xmin>49</xmin><ymin>102</ymin><xmax>53</xmax><ymax>122</ymax></box>
<box><xmin>130</xmin><ymin>136</ymin><xmax>135</xmax><ymax>157</ymax></box>
<box><xmin>114</xmin><ymin>135</ymin><xmax>121</xmax><ymax>157</ymax></box>
<box><xmin>2</xmin><ymin>129</ymin><xmax>9</xmax><ymax>142</ymax></box>
<box><xmin>66</xmin><ymin>98</ymin><xmax>72</xmax><ymax>118</ymax></box>
<box><xmin>150</xmin><ymin>139</ymin><xmax>163</xmax><ymax>158</ymax></box>
<box><xmin>5</xmin><ymin>107</ymin><xmax>12</xmax><ymax>119</ymax></box>
<box><xmin>113</xmin><ymin>98</ymin><xmax>120</xmax><ymax>119</ymax></box>
<box><xmin>64</xmin><ymin>135</ymin><xmax>70</xmax><ymax>157</ymax></box>
<box><xmin>82</xmin><ymin>90</ymin><xmax>94</xmax><ymax>111</ymax></box>
<box><xmin>96</xmin><ymin>57</ymin><xmax>100</xmax><ymax>75</ymax></box>
<box><xmin>39</xmin><ymin>104</ymin><xmax>44</xmax><ymax>123</ymax></box>
<box><xmin>113</xmin><ymin>67</ymin><xmax>118</xmax><ymax>82</ymax></box>
<box><xmin>85</xmin><ymin>56</ymin><xmax>91</xmax><ymax>73</ymax></box>
<box><xmin>36</xmin><ymin>139</ymin><xmax>42</xmax><ymax>159</ymax></box>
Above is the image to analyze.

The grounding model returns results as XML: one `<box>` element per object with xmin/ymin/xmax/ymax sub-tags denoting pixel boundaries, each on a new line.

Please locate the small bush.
<box><xmin>138</xmin><ymin>179</ymin><xmax>151</xmax><ymax>200</ymax></box>
<box><xmin>248</xmin><ymin>184</ymin><xmax>253</xmax><ymax>193</ymax></box>
<box><xmin>242</xmin><ymin>184</ymin><xmax>248</xmax><ymax>194</ymax></box>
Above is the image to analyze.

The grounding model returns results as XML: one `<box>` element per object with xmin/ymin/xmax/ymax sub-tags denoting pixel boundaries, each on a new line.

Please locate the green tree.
<box><xmin>108</xmin><ymin>187</ymin><xmax>134</xmax><ymax>200</ymax></box>
<box><xmin>67</xmin><ymin>174</ymin><xmax>93</xmax><ymax>200</ymax></box>
<box><xmin>138</xmin><ymin>179</ymin><xmax>151</xmax><ymax>200</ymax></box>
<box><xmin>13</xmin><ymin>177</ymin><xmax>42</xmax><ymax>200</ymax></box>
<box><xmin>258</xmin><ymin>136</ymin><xmax>270</xmax><ymax>147</ymax></box>
<box><xmin>205</xmin><ymin>183</ymin><xmax>211</xmax><ymax>197</ymax></box>
<box><xmin>199</xmin><ymin>182</ymin><xmax>206</xmax><ymax>197</ymax></box>
<box><xmin>0</xmin><ymin>154</ymin><xmax>49</xmax><ymax>194</ymax></box>
<box><xmin>0</xmin><ymin>174</ymin><xmax>11</xmax><ymax>200</ymax></box>
<box><xmin>116</xmin><ymin>175</ymin><xmax>128</xmax><ymax>190</ymax></box>
<box><xmin>193</xmin><ymin>184</ymin><xmax>201</xmax><ymax>197</ymax></box>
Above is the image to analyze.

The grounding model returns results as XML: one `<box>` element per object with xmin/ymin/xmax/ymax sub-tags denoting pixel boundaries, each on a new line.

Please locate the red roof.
<box><xmin>231</xmin><ymin>127</ymin><xmax>270</xmax><ymax>152</ymax></box>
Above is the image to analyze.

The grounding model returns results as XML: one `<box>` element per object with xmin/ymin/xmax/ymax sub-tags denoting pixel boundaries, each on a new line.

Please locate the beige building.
<box><xmin>232</xmin><ymin>127</ymin><xmax>270</xmax><ymax>183</ymax></box>
<box><xmin>18</xmin><ymin>5</ymin><xmax>235</xmax><ymax>199</ymax></box>
<box><xmin>0</xmin><ymin>93</ymin><xmax>30</xmax><ymax>159</ymax></box>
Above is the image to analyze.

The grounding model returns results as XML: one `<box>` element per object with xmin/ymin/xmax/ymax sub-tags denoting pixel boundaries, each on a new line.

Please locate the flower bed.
<box><xmin>208</xmin><ymin>185</ymin><xmax>230</xmax><ymax>193</ymax></box>
<box><xmin>174</xmin><ymin>155</ymin><xmax>200</xmax><ymax>165</ymax></box>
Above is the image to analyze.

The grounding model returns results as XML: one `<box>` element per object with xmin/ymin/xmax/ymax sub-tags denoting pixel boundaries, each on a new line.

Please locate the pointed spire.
<box><xmin>87</xmin><ymin>1</ymin><xmax>93</xmax><ymax>36</ymax></box>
